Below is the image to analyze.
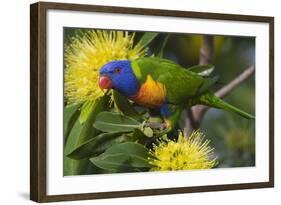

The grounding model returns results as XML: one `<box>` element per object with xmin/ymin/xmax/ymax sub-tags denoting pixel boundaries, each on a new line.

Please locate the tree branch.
<box><xmin>189</xmin><ymin>65</ymin><xmax>255</xmax><ymax>131</ymax></box>
<box><xmin>214</xmin><ymin>66</ymin><xmax>255</xmax><ymax>98</ymax></box>
<box><xmin>199</xmin><ymin>36</ymin><xmax>214</xmax><ymax>65</ymax></box>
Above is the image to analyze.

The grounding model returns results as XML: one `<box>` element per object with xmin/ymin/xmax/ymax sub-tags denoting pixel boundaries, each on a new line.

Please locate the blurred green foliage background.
<box><xmin>64</xmin><ymin>28</ymin><xmax>255</xmax><ymax>168</ymax></box>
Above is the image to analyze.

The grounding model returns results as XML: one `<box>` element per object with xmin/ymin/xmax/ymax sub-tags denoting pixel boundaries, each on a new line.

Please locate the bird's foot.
<box><xmin>145</xmin><ymin>121</ymin><xmax>167</xmax><ymax>130</ymax></box>
<box><xmin>142</xmin><ymin>118</ymin><xmax>172</xmax><ymax>137</ymax></box>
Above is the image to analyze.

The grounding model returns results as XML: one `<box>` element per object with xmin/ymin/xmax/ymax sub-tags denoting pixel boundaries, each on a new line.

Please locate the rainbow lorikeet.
<box><xmin>99</xmin><ymin>57</ymin><xmax>254</xmax><ymax>130</ymax></box>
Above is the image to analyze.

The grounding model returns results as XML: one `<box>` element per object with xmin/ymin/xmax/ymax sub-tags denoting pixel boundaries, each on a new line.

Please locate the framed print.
<box><xmin>30</xmin><ymin>1</ymin><xmax>274</xmax><ymax>202</ymax></box>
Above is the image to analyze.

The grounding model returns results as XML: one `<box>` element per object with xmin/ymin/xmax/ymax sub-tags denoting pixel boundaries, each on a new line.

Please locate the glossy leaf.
<box><xmin>90</xmin><ymin>142</ymin><xmax>153</xmax><ymax>172</ymax></box>
<box><xmin>93</xmin><ymin>112</ymin><xmax>142</xmax><ymax>133</ymax></box>
<box><xmin>64</xmin><ymin>119</ymin><xmax>87</xmax><ymax>175</ymax></box>
<box><xmin>67</xmin><ymin>132</ymin><xmax>125</xmax><ymax>159</ymax></box>
<box><xmin>79</xmin><ymin>100</ymin><xmax>96</xmax><ymax>124</ymax></box>
<box><xmin>157</xmin><ymin>34</ymin><xmax>170</xmax><ymax>58</ymax></box>
<box><xmin>63</xmin><ymin>103</ymin><xmax>81</xmax><ymax>143</ymax></box>
<box><xmin>136</xmin><ymin>32</ymin><xmax>158</xmax><ymax>48</ymax></box>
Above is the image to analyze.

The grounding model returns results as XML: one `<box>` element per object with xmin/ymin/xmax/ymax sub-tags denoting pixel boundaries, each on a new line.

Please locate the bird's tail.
<box><xmin>198</xmin><ymin>92</ymin><xmax>255</xmax><ymax>119</ymax></box>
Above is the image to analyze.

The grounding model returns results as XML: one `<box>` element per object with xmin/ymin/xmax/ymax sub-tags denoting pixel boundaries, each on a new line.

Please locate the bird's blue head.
<box><xmin>99</xmin><ymin>60</ymin><xmax>140</xmax><ymax>97</ymax></box>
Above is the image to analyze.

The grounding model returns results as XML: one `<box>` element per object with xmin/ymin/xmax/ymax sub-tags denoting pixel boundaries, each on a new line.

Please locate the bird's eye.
<box><xmin>114</xmin><ymin>67</ymin><xmax>122</xmax><ymax>74</ymax></box>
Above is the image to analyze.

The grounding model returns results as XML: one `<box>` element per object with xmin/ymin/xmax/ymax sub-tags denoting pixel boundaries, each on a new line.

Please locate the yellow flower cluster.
<box><xmin>149</xmin><ymin>131</ymin><xmax>216</xmax><ymax>171</ymax></box>
<box><xmin>64</xmin><ymin>30</ymin><xmax>146</xmax><ymax>104</ymax></box>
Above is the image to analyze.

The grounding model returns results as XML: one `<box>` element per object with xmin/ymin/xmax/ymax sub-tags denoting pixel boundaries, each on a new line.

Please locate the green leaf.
<box><xmin>112</xmin><ymin>91</ymin><xmax>141</xmax><ymax>119</ymax></box>
<box><xmin>91</xmin><ymin>154</ymin><xmax>150</xmax><ymax>172</ymax></box>
<box><xmin>121</xmin><ymin>129</ymin><xmax>151</xmax><ymax>146</ymax></box>
<box><xmin>143</xmin><ymin>127</ymin><xmax>154</xmax><ymax>138</ymax></box>
<box><xmin>90</xmin><ymin>142</ymin><xmax>153</xmax><ymax>172</ymax></box>
<box><xmin>188</xmin><ymin>64</ymin><xmax>215</xmax><ymax>77</ymax></box>
<box><xmin>79</xmin><ymin>100</ymin><xmax>96</xmax><ymax>124</ymax></box>
<box><xmin>136</xmin><ymin>32</ymin><xmax>158</xmax><ymax>48</ymax></box>
<box><xmin>67</xmin><ymin>132</ymin><xmax>125</xmax><ymax>159</ymax></box>
<box><xmin>64</xmin><ymin>119</ymin><xmax>89</xmax><ymax>175</ymax></box>
<box><xmin>64</xmin><ymin>95</ymin><xmax>110</xmax><ymax>175</ymax></box>
<box><xmin>93</xmin><ymin>112</ymin><xmax>142</xmax><ymax>133</ymax></box>
<box><xmin>157</xmin><ymin>34</ymin><xmax>170</xmax><ymax>58</ymax></box>
<box><xmin>63</xmin><ymin>103</ymin><xmax>81</xmax><ymax>143</ymax></box>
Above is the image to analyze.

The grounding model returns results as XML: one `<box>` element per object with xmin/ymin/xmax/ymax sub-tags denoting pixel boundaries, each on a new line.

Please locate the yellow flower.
<box><xmin>149</xmin><ymin>130</ymin><xmax>216</xmax><ymax>171</ymax></box>
<box><xmin>64</xmin><ymin>30</ymin><xmax>146</xmax><ymax>104</ymax></box>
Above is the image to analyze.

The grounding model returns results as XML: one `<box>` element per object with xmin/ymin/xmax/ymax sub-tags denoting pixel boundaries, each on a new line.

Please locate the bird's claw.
<box><xmin>144</xmin><ymin>121</ymin><xmax>167</xmax><ymax>131</ymax></box>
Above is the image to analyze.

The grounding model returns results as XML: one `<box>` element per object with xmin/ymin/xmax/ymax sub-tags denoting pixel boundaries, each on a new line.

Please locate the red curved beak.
<box><xmin>99</xmin><ymin>76</ymin><xmax>112</xmax><ymax>90</ymax></box>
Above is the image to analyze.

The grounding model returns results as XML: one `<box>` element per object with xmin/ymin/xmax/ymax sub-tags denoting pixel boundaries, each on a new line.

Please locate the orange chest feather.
<box><xmin>130</xmin><ymin>75</ymin><xmax>166</xmax><ymax>108</ymax></box>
